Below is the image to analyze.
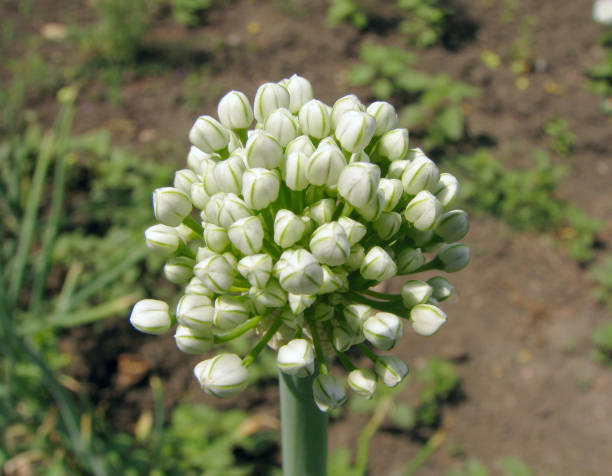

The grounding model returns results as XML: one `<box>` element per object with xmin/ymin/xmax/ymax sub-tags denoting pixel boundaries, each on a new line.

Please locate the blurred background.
<box><xmin>1</xmin><ymin>0</ymin><xmax>611</xmax><ymax>475</ymax></box>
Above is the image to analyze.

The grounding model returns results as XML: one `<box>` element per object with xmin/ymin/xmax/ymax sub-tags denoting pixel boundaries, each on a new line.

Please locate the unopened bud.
<box><xmin>264</xmin><ymin>107</ymin><xmax>300</xmax><ymax>146</ymax></box>
<box><xmin>299</xmin><ymin>99</ymin><xmax>331</xmax><ymax>139</ymax></box>
<box><xmin>410</xmin><ymin>304</ymin><xmax>447</xmax><ymax>336</ymax></box>
<box><xmin>433</xmin><ymin>172</ymin><xmax>460</xmax><ymax>207</ymax></box>
<box><xmin>310</xmin><ymin>222</ymin><xmax>350</xmax><ymax>266</ymax></box>
<box><xmin>373</xmin><ymin>211</ymin><xmax>402</xmax><ymax>240</ymax></box>
<box><xmin>285</xmin><ymin>135</ymin><xmax>316</xmax><ymax>156</ymax></box>
<box><xmin>402</xmin><ymin>149</ymin><xmax>439</xmax><ymax>194</ymax></box>
<box><xmin>434</xmin><ymin>210</ymin><xmax>469</xmax><ymax>243</ymax></box>
<box><xmin>194</xmin><ymin>254</ymin><xmax>235</xmax><ymax>293</ymax></box>
<box><xmin>401</xmin><ymin>280</ymin><xmax>433</xmax><ymax>308</ymax></box>
<box><xmin>217</xmin><ymin>90</ymin><xmax>254</xmax><ymax>130</ymax></box>
<box><xmin>237</xmin><ymin>253</ymin><xmax>273</xmax><ymax>288</ymax></box>
<box><xmin>164</xmin><ymin>256</ymin><xmax>194</xmax><ymax>284</ymax></box>
<box><xmin>366</xmin><ymin>101</ymin><xmax>398</xmax><ymax>136</ymax></box>
<box><xmin>277</xmin><ymin>249</ymin><xmax>324</xmax><ymax>295</ymax></box>
<box><xmin>274</xmin><ymin>209</ymin><xmax>307</xmax><ymax>248</ymax></box>
<box><xmin>174</xmin><ymin>325</ymin><xmax>213</xmax><ymax>354</ymax></box>
<box><xmin>331</xmin><ymin>94</ymin><xmax>365</xmax><ymax>129</ymax></box>
<box><xmin>378</xmin><ymin>128</ymin><xmax>409</xmax><ymax>161</ymax></box>
<box><xmin>306</xmin><ymin>141</ymin><xmax>347</xmax><ymax>186</ymax></box>
<box><xmin>242</xmin><ymin>168</ymin><xmax>280</xmax><ymax>210</ymax></box>
<box><xmin>337</xmin><ymin>162</ymin><xmax>381</xmax><ymax>208</ymax></box>
<box><xmin>145</xmin><ymin>224</ymin><xmax>180</xmax><ymax>256</ymax></box>
<box><xmin>194</xmin><ymin>353</ymin><xmax>249</xmax><ymax>398</ymax></box>
<box><xmin>397</xmin><ymin>248</ymin><xmax>425</xmax><ymax>274</ymax></box>
<box><xmin>228</xmin><ymin>216</ymin><xmax>264</xmax><ymax>255</ymax></box>
<box><xmin>283</xmin><ymin>151</ymin><xmax>310</xmax><ymax>191</ymax></box>
<box><xmin>286</xmin><ymin>74</ymin><xmax>314</xmax><ymax>113</ymax></box>
<box><xmin>214</xmin><ymin>296</ymin><xmax>251</xmax><ymax>329</ymax></box>
<box><xmin>153</xmin><ymin>187</ymin><xmax>192</xmax><ymax>227</ymax></box>
<box><xmin>335</xmin><ymin>110</ymin><xmax>376</xmax><ymax>153</ymax></box>
<box><xmin>214</xmin><ymin>155</ymin><xmax>245</xmax><ymax>194</ymax></box>
<box><xmin>309</xmin><ymin>198</ymin><xmax>336</xmax><ymax>226</ymax></box>
<box><xmin>363</xmin><ymin>312</ymin><xmax>403</xmax><ymax>350</ymax></box>
<box><xmin>176</xmin><ymin>294</ymin><xmax>215</xmax><ymax>331</ymax></box>
<box><xmin>375</xmin><ymin>355</ymin><xmax>409</xmax><ymax>387</ymax></box>
<box><xmin>338</xmin><ymin>216</ymin><xmax>367</xmax><ymax>246</ymax></box>
<box><xmin>436</xmin><ymin>243</ymin><xmax>470</xmax><ymax>272</ymax></box>
<box><xmin>348</xmin><ymin>368</ymin><xmax>377</xmax><ymax>398</ymax></box>
<box><xmin>313</xmin><ymin>374</ymin><xmax>347</xmax><ymax>412</ymax></box>
<box><xmin>189</xmin><ymin>115</ymin><xmax>230</xmax><ymax>153</ymax></box>
<box><xmin>360</xmin><ymin>246</ymin><xmax>397</xmax><ymax>281</ymax></box>
<box><xmin>277</xmin><ymin>338</ymin><xmax>316</xmax><ymax>376</ymax></box>
<box><xmin>245</xmin><ymin>130</ymin><xmax>283</xmax><ymax>169</ymax></box>
<box><xmin>404</xmin><ymin>191</ymin><xmax>442</xmax><ymax>231</ymax></box>
<box><xmin>130</xmin><ymin>299</ymin><xmax>172</xmax><ymax>335</ymax></box>
<box><xmin>174</xmin><ymin>168</ymin><xmax>199</xmax><ymax>195</ymax></box>
<box><xmin>427</xmin><ymin>276</ymin><xmax>454</xmax><ymax>302</ymax></box>
<box><xmin>253</xmin><ymin>82</ymin><xmax>290</xmax><ymax>123</ymax></box>
<box><xmin>204</xmin><ymin>223</ymin><xmax>230</xmax><ymax>253</ymax></box>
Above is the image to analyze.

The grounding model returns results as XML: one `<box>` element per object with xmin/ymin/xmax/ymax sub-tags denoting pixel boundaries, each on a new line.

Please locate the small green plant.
<box><xmin>326</xmin><ymin>0</ymin><xmax>369</xmax><ymax>29</ymax></box>
<box><xmin>447</xmin><ymin>457</ymin><xmax>532</xmax><ymax>476</ymax></box>
<box><xmin>592</xmin><ymin>256</ymin><xmax>612</xmax><ymax>310</ymax></box>
<box><xmin>171</xmin><ymin>0</ymin><xmax>214</xmax><ymax>27</ymax></box>
<box><xmin>592</xmin><ymin>321</ymin><xmax>612</xmax><ymax>366</ymax></box>
<box><xmin>397</xmin><ymin>0</ymin><xmax>453</xmax><ymax>47</ymax></box>
<box><xmin>544</xmin><ymin>117</ymin><xmax>575</xmax><ymax>158</ymax></box>
<box><xmin>588</xmin><ymin>31</ymin><xmax>612</xmax><ymax>114</ymax></box>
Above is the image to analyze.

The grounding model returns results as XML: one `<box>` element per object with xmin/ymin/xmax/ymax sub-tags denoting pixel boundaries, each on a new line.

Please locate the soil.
<box><xmin>6</xmin><ymin>0</ymin><xmax>612</xmax><ymax>474</ymax></box>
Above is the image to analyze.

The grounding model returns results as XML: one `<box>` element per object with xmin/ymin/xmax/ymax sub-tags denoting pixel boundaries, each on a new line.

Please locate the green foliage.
<box><xmin>397</xmin><ymin>0</ymin><xmax>452</xmax><ymax>47</ymax></box>
<box><xmin>326</xmin><ymin>0</ymin><xmax>368</xmax><ymax>29</ymax></box>
<box><xmin>544</xmin><ymin>117</ymin><xmax>575</xmax><ymax>158</ymax></box>
<box><xmin>447</xmin><ymin>458</ymin><xmax>490</xmax><ymax>476</ymax></box>
<box><xmin>587</xmin><ymin>31</ymin><xmax>612</xmax><ymax>114</ymax></box>
<box><xmin>499</xmin><ymin>458</ymin><xmax>532</xmax><ymax>476</ymax></box>
<box><xmin>592</xmin><ymin>256</ymin><xmax>612</xmax><ymax>310</ymax></box>
<box><xmin>448</xmin><ymin>457</ymin><xmax>533</xmax><ymax>476</ymax></box>
<box><xmin>592</xmin><ymin>320</ymin><xmax>612</xmax><ymax>366</ymax></box>
<box><xmin>171</xmin><ymin>0</ymin><xmax>214</xmax><ymax>27</ymax></box>
<box><xmin>183</xmin><ymin>70</ymin><xmax>223</xmax><ymax>113</ymax></box>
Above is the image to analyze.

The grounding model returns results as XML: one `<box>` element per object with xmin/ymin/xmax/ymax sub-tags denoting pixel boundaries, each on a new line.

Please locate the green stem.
<box><xmin>322</xmin><ymin>321</ymin><xmax>355</xmax><ymax>371</ymax></box>
<box><xmin>358</xmin><ymin>343</ymin><xmax>380</xmax><ymax>364</ymax></box>
<box><xmin>177</xmin><ymin>241</ymin><xmax>196</xmax><ymax>259</ymax></box>
<box><xmin>279</xmin><ymin>371</ymin><xmax>328</xmax><ymax>476</ymax></box>
<box><xmin>361</xmin><ymin>289</ymin><xmax>402</xmax><ymax>301</ymax></box>
<box><xmin>182</xmin><ymin>215</ymin><xmax>203</xmax><ymax>235</ymax></box>
<box><xmin>242</xmin><ymin>314</ymin><xmax>282</xmax><ymax>367</ymax></box>
<box><xmin>213</xmin><ymin>314</ymin><xmax>265</xmax><ymax>343</ymax></box>
<box><xmin>307</xmin><ymin>316</ymin><xmax>328</xmax><ymax>374</ymax></box>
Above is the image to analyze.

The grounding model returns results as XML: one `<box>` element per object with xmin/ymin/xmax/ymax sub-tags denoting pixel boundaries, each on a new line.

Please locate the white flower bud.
<box><xmin>401</xmin><ymin>280</ymin><xmax>433</xmax><ymax>308</ymax></box>
<box><xmin>245</xmin><ymin>130</ymin><xmax>283</xmax><ymax>169</ymax></box>
<box><xmin>404</xmin><ymin>191</ymin><xmax>442</xmax><ymax>231</ymax></box>
<box><xmin>387</xmin><ymin>159</ymin><xmax>410</xmax><ymax>179</ymax></box>
<box><xmin>164</xmin><ymin>256</ymin><xmax>194</xmax><ymax>284</ymax></box>
<box><xmin>345</xmin><ymin>303</ymin><xmax>371</xmax><ymax>325</ymax></box>
<box><xmin>378</xmin><ymin>128</ymin><xmax>409</xmax><ymax>161</ymax></box>
<box><xmin>194</xmin><ymin>254</ymin><xmax>235</xmax><ymax>293</ymax></box>
<box><xmin>250</xmin><ymin>279</ymin><xmax>287</xmax><ymax>309</ymax></box>
<box><xmin>397</xmin><ymin>248</ymin><xmax>425</xmax><ymax>273</ymax></box>
<box><xmin>366</xmin><ymin>101</ymin><xmax>398</xmax><ymax>136</ymax></box>
<box><xmin>130</xmin><ymin>299</ymin><xmax>172</xmax><ymax>335</ymax></box>
<box><xmin>337</xmin><ymin>162</ymin><xmax>381</xmax><ymax>208</ymax></box>
<box><xmin>375</xmin><ymin>355</ymin><xmax>408</xmax><ymax>387</ymax></box>
<box><xmin>349</xmin><ymin>150</ymin><xmax>370</xmax><ymax>163</ymax></box>
<box><xmin>194</xmin><ymin>353</ymin><xmax>249</xmax><ymax>398</ymax></box>
<box><xmin>174</xmin><ymin>168</ymin><xmax>199</xmax><ymax>195</ymax></box>
<box><xmin>237</xmin><ymin>253</ymin><xmax>273</xmax><ymax>288</ymax></box>
<box><xmin>242</xmin><ymin>168</ymin><xmax>280</xmax><ymax>210</ymax></box>
<box><xmin>204</xmin><ymin>192</ymin><xmax>225</xmax><ymax>224</ymax></box>
<box><xmin>201</xmin><ymin>160</ymin><xmax>220</xmax><ymax>197</ymax></box>
<box><xmin>335</xmin><ymin>110</ymin><xmax>376</xmax><ymax>153</ymax></box>
<box><xmin>218</xmin><ymin>193</ymin><xmax>252</xmax><ymax>229</ymax></box>
<box><xmin>363</xmin><ymin>312</ymin><xmax>403</xmax><ymax>350</ymax></box>
<box><xmin>222</xmin><ymin>251</ymin><xmax>238</xmax><ymax>269</ymax></box>
<box><xmin>337</xmin><ymin>216</ymin><xmax>367</xmax><ymax>246</ymax></box>
<box><xmin>427</xmin><ymin>276</ymin><xmax>454</xmax><ymax>302</ymax></box>
<box><xmin>264</xmin><ymin>107</ymin><xmax>300</xmax><ymax>146</ymax></box>
<box><xmin>283</xmin><ymin>151</ymin><xmax>310</xmax><ymax>191</ymax></box>
<box><xmin>187</xmin><ymin>145</ymin><xmax>210</xmax><ymax>172</ymax></box>
<box><xmin>355</xmin><ymin>190</ymin><xmax>385</xmax><ymax>222</ymax></box>
<box><xmin>435</xmin><ymin>210</ymin><xmax>469</xmax><ymax>243</ymax></box>
<box><xmin>189</xmin><ymin>115</ymin><xmax>230</xmax><ymax>153</ymax></box>
<box><xmin>373</xmin><ymin>211</ymin><xmax>402</xmax><ymax>240</ymax></box>
<box><xmin>277</xmin><ymin>338</ymin><xmax>316</xmax><ymax>376</ymax></box>
<box><xmin>345</xmin><ymin>244</ymin><xmax>365</xmax><ymax>271</ymax></box>
<box><xmin>593</xmin><ymin>0</ymin><xmax>612</xmax><ymax>25</ymax></box>
<box><xmin>299</xmin><ymin>99</ymin><xmax>331</xmax><ymax>139</ymax></box>
<box><xmin>145</xmin><ymin>224</ymin><xmax>180</xmax><ymax>256</ymax></box>
<box><xmin>313</xmin><ymin>374</ymin><xmax>347</xmax><ymax>412</ymax></box>
<box><xmin>286</xmin><ymin>74</ymin><xmax>314</xmax><ymax>113</ymax></box>
<box><xmin>254</xmin><ymin>82</ymin><xmax>290</xmax><ymax>123</ymax></box>
<box><xmin>410</xmin><ymin>303</ymin><xmax>447</xmax><ymax>336</ymax></box>
<box><xmin>378</xmin><ymin>178</ymin><xmax>404</xmax><ymax>211</ymax></box>
<box><xmin>196</xmin><ymin>246</ymin><xmax>216</xmax><ymax>263</ymax></box>
<box><xmin>306</xmin><ymin>142</ymin><xmax>347</xmax><ymax>186</ymax></box>
<box><xmin>176</xmin><ymin>294</ymin><xmax>214</xmax><ymax>331</ymax></box>
<box><xmin>309</xmin><ymin>222</ymin><xmax>350</xmax><ymax>266</ymax></box>
<box><xmin>309</xmin><ymin>198</ymin><xmax>336</xmax><ymax>226</ymax></box>
<box><xmin>228</xmin><ymin>216</ymin><xmax>264</xmax><ymax>255</ymax></box>
<box><xmin>204</xmin><ymin>223</ymin><xmax>229</xmax><ymax>253</ymax></box>
<box><xmin>175</xmin><ymin>222</ymin><xmax>200</xmax><ymax>244</ymax></box>
<box><xmin>174</xmin><ymin>325</ymin><xmax>212</xmax><ymax>354</ymax></box>
<box><xmin>277</xmin><ymin>249</ymin><xmax>324</xmax><ymax>295</ymax></box>
<box><xmin>190</xmin><ymin>182</ymin><xmax>210</xmax><ymax>210</ymax></box>
<box><xmin>436</xmin><ymin>243</ymin><xmax>470</xmax><ymax>272</ymax></box>
<box><xmin>318</xmin><ymin>266</ymin><xmax>346</xmax><ymax>294</ymax></box>
<box><xmin>274</xmin><ymin>209</ymin><xmax>307</xmax><ymax>248</ymax></box>
<box><xmin>285</xmin><ymin>135</ymin><xmax>315</xmax><ymax>156</ymax></box>
<box><xmin>288</xmin><ymin>293</ymin><xmax>316</xmax><ymax>314</ymax></box>
<box><xmin>402</xmin><ymin>149</ymin><xmax>440</xmax><ymax>194</ymax></box>
<box><xmin>332</xmin><ymin>325</ymin><xmax>354</xmax><ymax>351</ymax></box>
<box><xmin>214</xmin><ymin>155</ymin><xmax>245</xmax><ymax>194</ymax></box>
<box><xmin>348</xmin><ymin>368</ymin><xmax>377</xmax><ymax>398</ymax></box>
<box><xmin>185</xmin><ymin>276</ymin><xmax>215</xmax><ymax>297</ymax></box>
<box><xmin>331</xmin><ymin>94</ymin><xmax>365</xmax><ymax>129</ymax></box>
<box><xmin>217</xmin><ymin>90</ymin><xmax>253</xmax><ymax>130</ymax></box>
<box><xmin>360</xmin><ymin>246</ymin><xmax>397</xmax><ymax>281</ymax></box>
<box><xmin>153</xmin><ymin>187</ymin><xmax>192</xmax><ymax>227</ymax></box>
<box><xmin>433</xmin><ymin>172</ymin><xmax>461</xmax><ymax>207</ymax></box>
<box><xmin>214</xmin><ymin>296</ymin><xmax>251</xmax><ymax>329</ymax></box>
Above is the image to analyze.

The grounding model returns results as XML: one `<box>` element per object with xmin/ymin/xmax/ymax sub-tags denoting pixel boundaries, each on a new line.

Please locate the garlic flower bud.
<box><xmin>404</xmin><ymin>191</ymin><xmax>442</xmax><ymax>231</ymax></box>
<box><xmin>194</xmin><ymin>353</ymin><xmax>249</xmax><ymax>398</ymax></box>
<box><xmin>360</xmin><ymin>246</ymin><xmax>397</xmax><ymax>281</ymax></box>
<box><xmin>331</xmin><ymin>94</ymin><xmax>365</xmax><ymax>129</ymax></box>
<box><xmin>245</xmin><ymin>130</ymin><xmax>283</xmax><ymax>169</ymax></box>
<box><xmin>214</xmin><ymin>155</ymin><xmax>245</xmax><ymax>195</ymax></box>
<box><xmin>402</xmin><ymin>149</ymin><xmax>439</xmax><ymax>194</ymax></box>
<box><xmin>238</xmin><ymin>253</ymin><xmax>273</xmax><ymax>288</ymax></box>
<box><xmin>435</xmin><ymin>210</ymin><xmax>469</xmax><ymax>243</ymax></box>
<box><xmin>375</xmin><ymin>355</ymin><xmax>409</xmax><ymax>387</ymax></box>
<box><xmin>378</xmin><ymin>128</ymin><xmax>409</xmax><ymax>161</ymax></box>
<box><xmin>434</xmin><ymin>172</ymin><xmax>461</xmax><ymax>207</ymax></box>
<box><xmin>363</xmin><ymin>312</ymin><xmax>403</xmax><ymax>350</ymax></box>
<box><xmin>335</xmin><ymin>110</ymin><xmax>376</xmax><ymax>153</ymax></box>
<box><xmin>283</xmin><ymin>152</ymin><xmax>310</xmax><ymax>191</ymax></box>
<box><xmin>427</xmin><ymin>276</ymin><xmax>454</xmax><ymax>302</ymax></box>
<box><xmin>299</xmin><ymin>99</ymin><xmax>331</xmax><ymax>139</ymax></box>
<box><xmin>242</xmin><ymin>168</ymin><xmax>280</xmax><ymax>210</ymax></box>
<box><xmin>313</xmin><ymin>374</ymin><xmax>347</xmax><ymax>412</ymax></box>
<box><xmin>174</xmin><ymin>325</ymin><xmax>213</xmax><ymax>354</ymax></box>
<box><xmin>189</xmin><ymin>115</ymin><xmax>230</xmax><ymax>153</ymax></box>
<box><xmin>286</xmin><ymin>74</ymin><xmax>314</xmax><ymax>113</ymax></box>
<box><xmin>204</xmin><ymin>223</ymin><xmax>229</xmax><ymax>253</ymax></box>
<box><xmin>144</xmin><ymin>224</ymin><xmax>180</xmax><ymax>256</ymax></box>
<box><xmin>254</xmin><ymin>82</ymin><xmax>290</xmax><ymax>123</ymax></box>
<box><xmin>366</xmin><ymin>101</ymin><xmax>398</xmax><ymax>136</ymax></box>
<box><xmin>338</xmin><ymin>216</ymin><xmax>367</xmax><ymax>246</ymax></box>
<box><xmin>228</xmin><ymin>216</ymin><xmax>264</xmax><ymax>255</ymax></box>
<box><xmin>176</xmin><ymin>294</ymin><xmax>215</xmax><ymax>331</ymax></box>
<box><xmin>337</xmin><ymin>162</ymin><xmax>381</xmax><ymax>208</ymax></box>
<box><xmin>153</xmin><ymin>187</ymin><xmax>192</xmax><ymax>227</ymax></box>
<box><xmin>306</xmin><ymin>141</ymin><xmax>346</xmax><ymax>186</ymax></box>
<box><xmin>277</xmin><ymin>338</ymin><xmax>316</xmax><ymax>376</ymax></box>
<box><xmin>164</xmin><ymin>257</ymin><xmax>194</xmax><ymax>284</ymax></box>
<box><xmin>194</xmin><ymin>253</ymin><xmax>235</xmax><ymax>293</ymax></box>
<box><xmin>410</xmin><ymin>304</ymin><xmax>447</xmax><ymax>336</ymax></box>
<box><xmin>285</xmin><ymin>135</ymin><xmax>316</xmax><ymax>156</ymax></box>
<box><xmin>401</xmin><ymin>280</ymin><xmax>433</xmax><ymax>308</ymax></box>
<box><xmin>217</xmin><ymin>90</ymin><xmax>253</xmax><ymax>130</ymax></box>
<box><xmin>264</xmin><ymin>107</ymin><xmax>300</xmax><ymax>146</ymax></box>
<box><xmin>277</xmin><ymin>249</ymin><xmax>324</xmax><ymax>295</ymax></box>
<box><xmin>274</xmin><ymin>209</ymin><xmax>307</xmax><ymax>248</ymax></box>
<box><xmin>436</xmin><ymin>243</ymin><xmax>470</xmax><ymax>272</ymax></box>
<box><xmin>348</xmin><ymin>368</ymin><xmax>377</xmax><ymax>398</ymax></box>
<box><xmin>309</xmin><ymin>222</ymin><xmax>350</xmax><ymax>266</ymax></box>
<box><xmin>130</xmin><ymin>299</ymin><xmax>172</xmax><ymax>335</ymax></box>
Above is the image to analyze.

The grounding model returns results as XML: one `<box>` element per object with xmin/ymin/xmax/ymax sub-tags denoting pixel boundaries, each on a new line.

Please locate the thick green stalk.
<box><xmin>279</xmin><ymin>372</ymin><xmax>328</xmax><ymax>476</ymax></box>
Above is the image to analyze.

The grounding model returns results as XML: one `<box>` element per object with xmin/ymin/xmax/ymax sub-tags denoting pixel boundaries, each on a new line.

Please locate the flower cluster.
<box><xmin>130</xmin><ymin>75</ymin><xmax>470</xmax><ymax>411</ymax></box>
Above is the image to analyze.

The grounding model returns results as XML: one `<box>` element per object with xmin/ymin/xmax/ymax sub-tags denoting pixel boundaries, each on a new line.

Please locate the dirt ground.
<box><xmin>12</xmin><ymin>0</ymin><xmax>612</xmax><ymax>474</ymax></box>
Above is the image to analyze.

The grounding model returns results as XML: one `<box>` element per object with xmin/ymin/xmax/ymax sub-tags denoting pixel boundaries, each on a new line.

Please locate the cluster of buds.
<box><xmin>130</xmin><ymin>75</ymin><xmax>470</xmax><ymax>411</ymax></box>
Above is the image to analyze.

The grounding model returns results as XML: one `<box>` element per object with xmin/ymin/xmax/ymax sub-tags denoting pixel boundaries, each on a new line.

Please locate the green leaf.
<box><xmin>500</xmin><ymin>458</ymin><xmax>532</xmax><ymax>476</ymax></box>
<box><xmin>438</xmin><ymin>106</ymin><xmax>464</xmax><ymax>141</ymax></box>
<box><xmin>349</xmin><ymin>63</ymin><xmax>377</xmax><ymax>86</ymax></box>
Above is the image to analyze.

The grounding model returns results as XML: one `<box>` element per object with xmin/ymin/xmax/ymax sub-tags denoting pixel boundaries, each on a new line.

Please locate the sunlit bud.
<box><xmin>401</xmin><ymin>280</ymin><xmax>433</xmax><ymax>308</ymax></box>
<box><xmin>332</xmin><ymin>325</ymin><xmax>354</xmax><ymax>351</ymax></box>
<box><xmin>310</xmin><ymin>222</ymin><xmax>351</xmax><ymax>266</ymax></box>
<box><xmin>253</xmin><ymin>82</ymin><xmax>290</xmax><ymax>123</ymax></box>
<box><xmin>187</xmin><ymin>145</ymin><xmax>210</xmax><ymax>172</ymax></box>
<box><xmin>144</xmin><ymin>224</ymin><xmax>180</xmax><ymax>256</ymax></box>
<box><xmin>217</xmin><ymin>90</ymin><xmax>254</xmax><ymax>130</ymax></box>
<box><xmin>331</xmin><ymin>94</ymin><xmax>365</xmax><ymax>129</ymax></box>
<box><xmin>349</xmin><ymin>150</ymin><xmax>370</xmax><ymax>163</ymax></box>
<box><xmin>283</xmin><ymin>152</ymin><xmax>310</xmax><ymax>191</ymax></box>
<box><xmin>366</xmin><ymin>101</ymin><xmax>398</xmax><ymax>136</ymax></box>
<box><xmin>228</xmin><ymin>216</ymin><xmax>264</xmax><ymax>255</ymax></box>
<box><xmin>174</xmin><ymin>168</ymin><xmax>199</xmax><ymax>195</ymax></box>
<box><xmin>402</xmin><ymin>149</ymin><xmax>440</xmax><ymax>194</ymax></box>
<box><xmin>218</xmin><ymin>194</ymin><xmax>252</xmax><ymax>229</ymax></box>
<box><xmin>190</xmin><ymin>182</ymin><xmax>210</xmax><ymax>210</ymax></box>
<box><xmin>175</xmin><ymin>221</ymin><xmax>201</xmax><ymax>243</ymax></box>
<box><xmin>242</xmin><ymin>168</ymin><xmax>280</xmax><ymax>210</ymax></box>
<box><xmin>404</xmin><ymin>191</ymin><xmax>442</xmax><ymax>231</ymax></box>
<box><xmin>204</xmin><ymin>193</ymin><xmax>226</xmax><ymax>225</ymax></box>
<box><xmin>153</xmin><ymin>187</ymin><xmax>192</xmax><ymax>227</ymax></box>
<box><xmin>214</xmin><ymin>295</ymin><xmax>251</xmax><ymax>329</ymax></box>
<box><xmin>245</xmin><ymin>130</ymin><xmax>283</xmax><ymax>169</ymax></box>
<box><xmin>277</xmin><ymin>338</ymin><xmax>316</xmax><ymax>376</ymax></box>
<box><xmin>378</xmin><ymin>178</ymin><xmax>403</xmax><ymax>211</ymax></box>
<box><xmin>335</xmin><ymin>110</ymin><xmax>376</xmax><ymax>153</ymax></box>
<box><xmin>345</xmin><ymin>303</ymin><xmax>372</xmax><ymax>326</ymax></box>
<box><xmin>194</xmin><ymin>254</ymin><xmax>235</xmax><ymax>293</ymax></box>
<box><xmin>355</xmin><ymin>190</ymin><xmax>385</xmax><ymax>222</ymax></box>
<box><xmin>264</xmin><ymin>107</ymin><xmax>300</xmax><ymax>146</ymax></box>
<box><xmin>250</xmin><ymin>279</ymin><xmax>287</xmax><ymax>309</ymax></box>
<box><xmin>288</xmin><ymin>293</ymin><xmax>316</xmax><ymax>314</ymax></box>
<box><xmin>285</xmin><ymin>135</ymin><xmax>316</xmax><ymax>156</ymax></box>
<box><xmin>214</xmin><ymin>155</ymin><xmax>245</xmax><ymax>194</ymax></box>
<box><xmin>360</xmin><ymin>246</ymin><xmax>397</xmax><ymax>281</ymax></box>
<box><xmin>277</xmin><ymin>249</ymin><xmax>324</xmax><ymax>295</ymax></box>
<box><xmin>373</xmin><ymin>211</ymin><xmax>402</xmax><ymax>240</ymax></box>
<box><xmin>375</xmin><ymin>355</ymin><xmax>409</xmax><ymax>387</ymax></box>
<box><xmin>274</xmin><ymin>209</ymin><xmax>307</xmax><ymax>248</ymax></box>
<box><xmin>237</xmin><ymin>253</ymin><xmax>273</xmax><ymax>288</ymax></box>
<box><xmin>363</xmin><ymin>312</ymin><xmax>403</xmax><ymax>350</ymax></box>
<box><xmin>301</xmin><ymin>215</ymin><xmax>315</xmax><ymax>236</ymax></box>
<box><xmin>348</xmin><ymin>368</ymin><xmax>377</xmax><ymax>398</ymax></box>
<box><xmin>313</xmin><ymin>374</ymin><xmax>347</xmax><ymax>412</ymax></box>
<box><xmin>410</xmin><ymin>303</ymin><xmax>447</xmax><ymax>336</ymax></box>
<box><xmin>318</xmin><ymin>266</ymin><xmax>346</xmax><ymax>294</ymax></box>
<box><xmin>309</xmin><ymin>198</ymin><xmax>336</xmax><ymax>226</ymax></box>
<box><xmin>204</xmin><ymin>223</ymin><xmax>229</xmax><ymax>253</ymax></box>
<box><xmin>338</xmin><ymin>216</ymin><xmax>367</xmax><ymax>246</ymax></box>
<box><xmin>435</xmin><ymin>210</ymin><xmax>469</xmax><ymax>243</ymax></box>
<box><xmin>299</xmin><ymin>99</ymin><xmax>331</xmax><ymax>139</ymax></box>
<box><xmin>164</xmin><ymin>256</ymin><xmax>194</xmax><ymax>284</ymax></box>
<box><xmin>280</xmin><ymin>308</ymin><xmax>305</xmax><ymax>329</ymax></box>
<box><xmin>436</xmin><ymin>243</ymin><xmax>470</xmax><ymax>272</ymax></box>
<box><xmin>286</xmin><ymin>74</ymin><xmax>314</xmax><ymax>113</ymax></box>
<box><xmin>306</xmin><ymin>142</ymin><xmax>347</xmax><ymax>186</ymax></box>
<box><xmin>189</xmin><ymin>115</ymin><xmax>230</xmax><ymax>153</ymax></box>
<box><xmin>345</xmin><ymin>244</ymin><xmax>365</xmax><ymax>271</ymax></box>
<box><xmin>176</xmin><ymin>294</ymin><xmax>214</xmax><ymax>332</ymax></box>
<box><xmin>174</xmin><ymin>325</ymin><xmax>213</xmax><ymax>354</ymax></box>
<box><xmin>427</xmin><ymin>276</ymin><xmax>454</xmax><ymax>302</ymax></box>
<box><xmin>378</xmin><ymin>128</ymin><xmax>409</xmax><ymax>161</ymax></box>
<box><xmin>196</xmin><ymin>246</ymin><xmax>216</xmax><ymax>263</ymax></box>
<box><xmin>201</xmin><ymin>160</ymin><xmax>220</xmax><ymax>196</ymax></box>
<box><xmin>397</xmin><ymin>248</ymin><xmax>425</xmax><ymax>274</ymax></box>
<box><xmin>433</xmin><ymin>172</ymin><xmax>461</xmax><ymax>207</ymax></box>
<box><xmin>185</xmin><ymin>277</ymin><xmax>215</xmax><ymax>298</ymax></box>
<box><xmin>194</xmin><ymin>353</ymin><xmax>249</xmax><ymax>398</ymax></box>
<box><xmin>593</xmin><ymin>0</ymin><xmax>612</xmax><ymax>25</ymax></box>
<box><xmin>387</xmin><ymin>159</ymin><xmax>410</xmax><ymax>179</ymax></box>
<box><xmin>130</xmin><ymin>299</ymin><xmax>172</xmax><ymax>335</ymax></box>
<box><xmin>227</xmin><ymin>131</ymin><xmax>243</xmax><ymax>153</ymax></box>
<box><xmin>337</xmin><ymin>162</ymin><xmax>381</xmax><ymax>208</ymax></box>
